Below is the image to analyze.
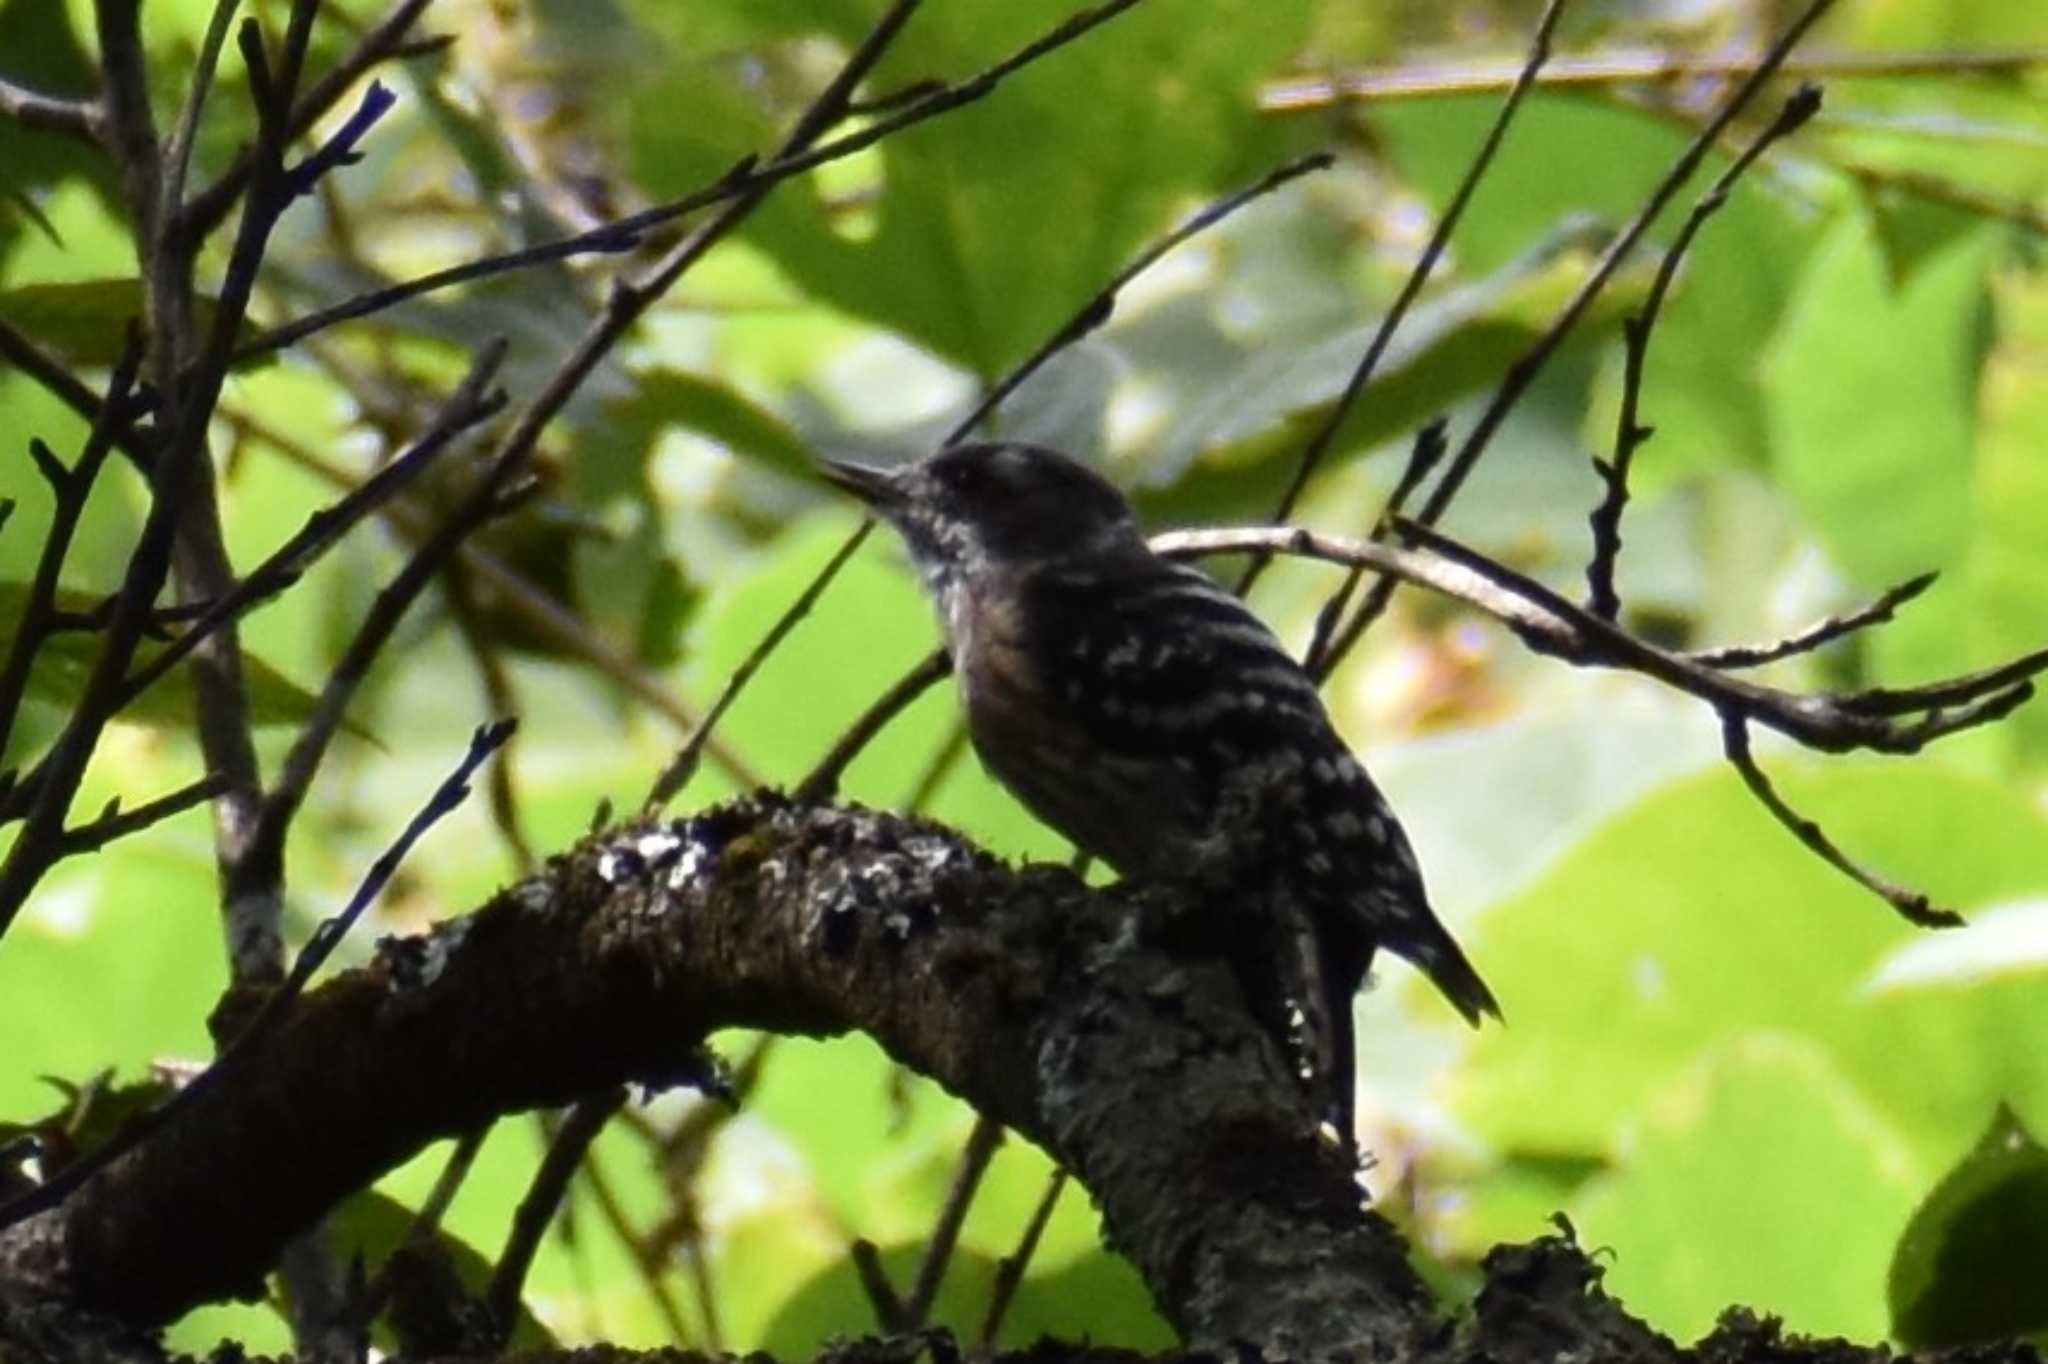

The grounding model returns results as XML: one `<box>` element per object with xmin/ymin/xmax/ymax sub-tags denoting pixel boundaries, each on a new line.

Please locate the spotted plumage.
<box><xmin>821</xmin><ymin>441</ymin><xmax>1499</xmax><ymax>1146</ymax></box>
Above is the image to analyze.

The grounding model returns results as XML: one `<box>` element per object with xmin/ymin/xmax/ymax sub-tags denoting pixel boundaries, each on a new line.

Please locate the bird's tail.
<box><xmin>1400</xmin><ymin>923</ymin><xmax>1502</xmax><ymax>1027</ymax></box>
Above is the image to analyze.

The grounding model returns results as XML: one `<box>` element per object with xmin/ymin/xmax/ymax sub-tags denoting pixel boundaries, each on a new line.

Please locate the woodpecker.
<box><xmin>821</xmin><ymin>441</ymin><xmax>1499</xmax><ymax>1145</ymax></box>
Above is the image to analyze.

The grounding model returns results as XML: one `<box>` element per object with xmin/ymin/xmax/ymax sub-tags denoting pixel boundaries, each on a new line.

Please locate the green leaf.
<box><xmin>1450</xmin><ymin>760</ymin><xmax>2048</xmax><ymax>1168</ymax></box>
<box><xmin>1574</xmin><ymin>1036</ymin><xmax>1920</xmax><ymax>1342</ymax></box>
<box><xmin>1889</xmin><ymin>1105</ymin><xmax>2048</xmax><ymax>1350</ymax></box>
<box><xmin>626</xmin><ymin>0</ymin><xmax>1315</xmax><ymax>374</ymax></box>
<box><xmin>1763</xmin><ymin>208</ymin><xmax>1996</xmax><ymax>587</ymax></box>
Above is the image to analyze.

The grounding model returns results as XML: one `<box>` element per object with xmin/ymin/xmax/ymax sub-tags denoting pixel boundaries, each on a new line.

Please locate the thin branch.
<box><xmin>1720</xmin><ymin>711</ymin><xmax>1961</xmax><ymax>928</ymax></box>
<box><xmin>1258</xmin><ymin>45</ymin><xmax>2048</xmax><ymax>110</ymax></box>
<box><xmin>1688</xmin><ymin>571</ymin><xmax>1938</xmax><ymax>670</ymax></box>
<box><xmin>1316</xmin><ymin>0</ymin><xmax>1836</xmax><ymax>672</ymax></box>
<box><xmin>978</xmin><ymin>1166</ymin><xmax>1068</xmax><ymax>1346</ymax></box>
<box><xmin>54</xmin><ymin>774</ymin><xmax>230</xmax><ymax>856</ymax></box>
<box><xmin>225</xmin><ymin>410</ymin><xmax>758</xmax><ymax>789</ymax></box>
<box><xmin>237</xmin><ymin>221</ymin><xmax>642</xmax><ymax>360</ymax></box>
<box><xmin>0</xmin><ymin>318</ymin><xmax>115</xmax><ymax>439</ymax></box>
<box><xmin>1150</xmin><ymin>522</ymin><xmax>2048</xmax><ymax>758</ymax></box>
<box><xmin>0</xmin><ymin>72</ymin><xmax>102</xmax><ymax>141</ymax></box>
<box><xmin>359</xmin><ymin>1122</ymin><xmax>490</xmax><ymax>1324</ymax></box>
<box><xmin>851</xmin><ymin>1240</ymin><xmax>906</xmax><ymax>1329</ymax></box>
<box><xmin>180</xmin><ymin>0</ymin><xmax>436</xmax><ymax>242</ymax></box>
<box><xmin>796</xmin><ymin>648</ymin><xmax>952</xmax><ymax>804</ymax></box>
<box><xmin>158</xmin><ymin>0</ymin><xmax>245</xmax><ymax>234</ymax></box>
<box><xmin>568</xmin><ymin>1133</ymin><xmax>698</xmax><ymax>1344</ymax></box>
<box><xmin>486</xmin><ymin>1089</ymin><xmax>627</xmax><ymax>1342</ymax></box>
<box><xmin>248</xmin><ymin>452</ymin><xmax>529</xmax><ymax>875</ymax></box>
<box><xmin>942</xmin><ymin>149</ymin><xmax>1336</xmax><ymax>446</ymax></box>
<box><xmin>0</xmin><ymin>333</ymin><xmax>144</xmax><ymax>757</ymax></box>
<box><xmin>900</xmin><ymin>1113</ymin><xmax>1005</xmax><ymax>1329</ymax></box>
<box><xmin>646</xmin><ymin>522</ymin><xmax>876</xmax><ymax>810</ymax></box>
<box><xmin>1303</xmin><ymin>417</ymin><xmax>1447</xmax><ymax>679</ymax></box>
<box><xmin>442</xmin><ymin>571</ymin><xmax>539</xmax><ymax>873</ymax></box>
<box><xmin>1238</xmin><ymin>0</ymin><xmax>1569</xmax><ymax>599</ymax></box>
<box><xmin>1584</xmin><ymin>84</ymin><xmax>1822</xmax><ymax>619</ymax></box>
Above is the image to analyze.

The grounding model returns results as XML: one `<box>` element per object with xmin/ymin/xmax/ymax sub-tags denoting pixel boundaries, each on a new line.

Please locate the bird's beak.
<box><xmin>817</xmin><ymin>457</ymin><xmax>902</xmax><ymax>510</ymax></box>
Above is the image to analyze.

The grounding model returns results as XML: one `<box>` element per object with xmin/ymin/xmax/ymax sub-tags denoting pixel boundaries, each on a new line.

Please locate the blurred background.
<box><xmin>1</xmin><ymin>0</ymin><xmax>2044</xmax><ymax>1353</ymax></box>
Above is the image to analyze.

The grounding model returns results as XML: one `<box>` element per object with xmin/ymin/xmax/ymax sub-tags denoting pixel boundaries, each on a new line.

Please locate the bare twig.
<box><xmin>978</xmin><ymin>1166</ymin><xmax>1069</xmax><ymax>1346</ymax></box>
<box><xmin>568</xmin><ymin>1135</ymin><xmax>697</xmax><ymax>1344</ymax></box>
<box><xmin>0</xmin><ymin>334</ymin><xmax>144</xmax><ymax>757</ymax></box>
<box><xmin>1158</xmin><ymin>522</ymin><xmax>2038</xmax><ymax>925</ymax></box>
<box><xmin>1302</xmin><ymin>418</ymin><xmax>1447</xmax><ymax>679</ymax></box>
<box><xmin>487</xmin><ymin>1090</ymin><xmax>627</xmax><ymax>1342</ymax></box>
<box><xmin>1151</xmin><ymin>521</ymin><xmax>2048</xmax><ymax>758</ymax></box>
<box><xmin>158</xmin><ymin>0</ymin><xmax>245</xmax><ymax>233</ymax></box>
<box><xmin>0</xmin><ymin>318</ymin><xmax>117</xmax><ymax>439</ymax></box>
<box><xmin>181</xmin><ymin>0</ymin><xmax>436</xmax><ymax>242</ymax></box>
<box><xmin>797</xmin><ymin>648</ymin><xmax>953</xmax><ymax>803</ymax></box>
<box><xmin>359</xmin><ymin>1122</ymin><xmax>490</xmax><ymax>1323</ymax></box>
<box><xmin>1315</xmin><ymin>0</ymin><xmax>1836</xmax><ymax>672</ymax></box>
<box><xmin>442</xmin><ymin>571</ymin><xmax>539</xmax><ymax>873</ymax></box>
<box><xmin>1584</xmin><ymin>84</ymin><xmax>1823</xmax><ymax>619</ymax></box>
<box><xmin>1688</xmin><ymin>572</ymin><xmax>1938</xmax><ymax>669</ymax></box>
<box><xmin>0</xmin><ymin>73</ymin><xmax>101</xmax><ymax>141</ymax></box>
<box><xmin>899</xmin><ymin>1114</ymin><xmax>1005</xmax><ymax>1330</ymax></box>
<box><xmin>223</xmin><ymin>409</ymin><xmax>758</xmax><ymax>789</ymax></box>
<box><xmin>247</xmin><ymin>444</ymin><xmax>530</xmax><ymax>879</ymax></box>
<box><xmin>1239</xmin><ymin>0</ymin><xmax>1569</xmax><ymax>599</ymax></box>
<box><xmin>54</xmin><ymin>774</ymin><xmax>231</xmax><ymax>856</ymax></box>
<box><xmin>851</xmin><ymin>1240</ymin><xmax>906</xmax><ymax>1329</ymax></box>
<box><xmin>1258</xmin><ymin>45</ymin><xmax>2048</xmax><ymax>110</ymax></box>
<box><xmin>647</xmin><ymin>523</ymin><xmax>876</xmax><ymax>810</ymax></box>
<box><xmin>1719</xmin><ymin>712</ymin><xmax>1961</xmax><ymax>928</ymax></box>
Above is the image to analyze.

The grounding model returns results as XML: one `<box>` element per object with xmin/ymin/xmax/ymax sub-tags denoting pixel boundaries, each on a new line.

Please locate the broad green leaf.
<box><xmin>1450</xmin><ymin>760</ymin><xmax>2048</xmax><ymax>1168</ymax></box>
<box><xmin>1763</xmin><ymin>208</ymin><xmax>1995</xmax><ymax>587</ymax></box>
<box><xmin>626</xmin><ymin>0</ymin><xmax>1314</xmax><ymax>374</ymax></box>
<box><xmin>1888</xmin><ymin>1105</ymin><xmax>2048</xmax><ymax>1350</ymax></box>
<box><xmin>1574</xmin><ymin>1036</ymin><xmax>1919</xmax><ymax>1343</ymax></box>
<box><xmin>1864</xmin><ymin>265</ymin><xmax>2048</xmax><ymax>773</ymax></box>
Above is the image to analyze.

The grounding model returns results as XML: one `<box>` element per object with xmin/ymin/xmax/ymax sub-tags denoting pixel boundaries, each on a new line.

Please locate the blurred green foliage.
<box><xmin>1</xmin><ymin>0</ymin><xmax>2044</xmax><ymax>1355</ymax></box>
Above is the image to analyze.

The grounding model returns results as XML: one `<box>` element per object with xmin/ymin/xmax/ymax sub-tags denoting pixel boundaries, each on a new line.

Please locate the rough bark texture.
<box><xmin>0</xmin><ymin>795</ymin><xmax>2041</xmax><ymax>1364</ymax></box>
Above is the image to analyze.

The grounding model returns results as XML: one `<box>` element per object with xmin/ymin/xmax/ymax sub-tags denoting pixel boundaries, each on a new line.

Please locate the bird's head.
<box><xmin>820</xmin><ymin>442</ymin><xmax>1140</xmax><ymax>588</ymax></box>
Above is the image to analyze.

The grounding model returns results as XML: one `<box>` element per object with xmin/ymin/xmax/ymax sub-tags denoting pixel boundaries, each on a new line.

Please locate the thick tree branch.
<box><xmin>0</xmin><ymin>797</ymin><xmax>1426</xmax><ymax>1353</ymax></box>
